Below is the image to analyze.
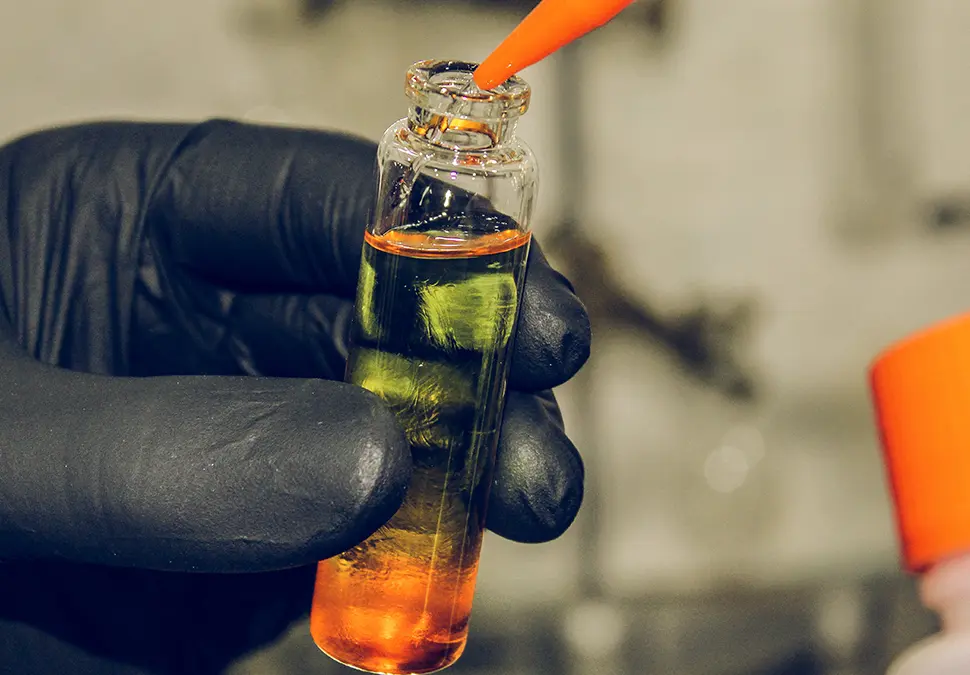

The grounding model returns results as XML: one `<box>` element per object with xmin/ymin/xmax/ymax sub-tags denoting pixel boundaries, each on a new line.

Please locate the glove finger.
<box><xmin>486</xmin><ymin>390</ymin><xmax>585</xmax><ymax>543</ymax></box>
<box><xmin>146</xmin><ymin>119</ymin><xmax>589</xmax><ymax>385</ymax></box>
<box><xmin>152</xmin><ymin>120</ymin><xmax>488</xmax><ymax>298</ymax></box>
<box><xmin>210</xmin><ymin>267</ymin><xmax>590</xmax><ymax>392</ymax></box>
<box><xmin>130</xmin><ymin>284</ymin><xmax>356</xmax><ymax>380</ymax></box>
<box><xmin>133</xmin><ymin>258</ymin><xmax>589</xmax><ymax>389</ymax></box>
<box><xmin>223</xmin><ymin>292</ymin><xmax>354</xmax><ymax>380</ymax></box>
<box><xmin>0</xmin><ymin>325</ymin><xmax>411</xmax><ymax>572</ymax></box>
<box><xmin>509</xmin><ymin>242</ymin><xmax>591</xmax><ymax>392</ymax></box>
<box><xmin>148</xmin><ymin>120</ymin><xmax>373</xmax><ymax>297</ymax></box>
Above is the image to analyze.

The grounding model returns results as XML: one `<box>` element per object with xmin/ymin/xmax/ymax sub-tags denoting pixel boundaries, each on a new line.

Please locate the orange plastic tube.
<box><xmin>474</xmin><ymin>0</ymin><xmax>638</xmax><ymax>90</ymax></box>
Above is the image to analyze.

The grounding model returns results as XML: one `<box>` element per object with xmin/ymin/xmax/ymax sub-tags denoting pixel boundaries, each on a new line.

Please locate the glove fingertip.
<box><xmin>486</xmin><ymin>393</ymin><xmax>585</xmax><ymax>543</ymax></box>
<box><xmin>510</xmin><ymin>291</ymin><xmax>592</xmax><ymax>391</ymax></box>
<box><xmin>299</xmin><ymin>384</ymin><xmax>413</xmax><ymax>558</ymax></box>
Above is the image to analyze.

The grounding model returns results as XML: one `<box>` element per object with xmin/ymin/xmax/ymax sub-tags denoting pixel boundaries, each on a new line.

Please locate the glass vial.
<box><xmin>310</xmin><ymin>59</ymin><xmax>538</xmax><ymax>675</ymax></box>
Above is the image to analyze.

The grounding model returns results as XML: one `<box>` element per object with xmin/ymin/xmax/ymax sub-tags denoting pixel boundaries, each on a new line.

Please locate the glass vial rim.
<box><xmin>405</xmin><ymin>59</ymin><xmax>531</xmax><ymax>122</ymax></box>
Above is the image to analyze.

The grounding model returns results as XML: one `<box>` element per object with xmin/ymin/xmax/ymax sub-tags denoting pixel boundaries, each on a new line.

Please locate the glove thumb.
<box><xmin>0</xmin><ymin>324</ymin><xmax>411</xmax><ymax>572</ymax></box>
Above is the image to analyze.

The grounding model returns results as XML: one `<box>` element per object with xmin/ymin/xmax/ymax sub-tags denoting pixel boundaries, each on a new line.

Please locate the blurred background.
<box><xmin>5</xmin><ymin>0</ymin><xmax>970</xmax><ymax>672</ymax></box>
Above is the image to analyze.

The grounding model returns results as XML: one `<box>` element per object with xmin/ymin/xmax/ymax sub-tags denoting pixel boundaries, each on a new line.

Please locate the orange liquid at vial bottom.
<box><xmin>310</xmin><ymin>228</ymin><xmax>531</xmax><ymax>674</ymax></box>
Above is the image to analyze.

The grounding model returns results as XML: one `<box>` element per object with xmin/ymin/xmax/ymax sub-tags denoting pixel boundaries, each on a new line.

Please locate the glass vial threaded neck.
<box><xmin>404</xmin><ymin>60</ymin><xmax>531</xmax><ymax>151</ymax></box>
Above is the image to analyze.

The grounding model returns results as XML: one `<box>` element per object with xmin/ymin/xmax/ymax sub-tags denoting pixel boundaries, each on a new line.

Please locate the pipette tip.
<box><xmin>473</xmin><ymin>0</ymin><xmax>637</xmax><ymax>91</ymax></box>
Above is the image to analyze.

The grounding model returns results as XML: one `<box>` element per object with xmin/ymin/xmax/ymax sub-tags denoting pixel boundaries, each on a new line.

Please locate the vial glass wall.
<box><xmin>310</xmin><ymin>60</ymin><xmax>538</xmax><ymax>675</ymax></box>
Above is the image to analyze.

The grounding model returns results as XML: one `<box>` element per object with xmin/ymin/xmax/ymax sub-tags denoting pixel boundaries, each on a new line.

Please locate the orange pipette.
<box><xmin>473</xmin><ymin>0</ymin><xmax>638</xmax><ymax>90</ymax></box>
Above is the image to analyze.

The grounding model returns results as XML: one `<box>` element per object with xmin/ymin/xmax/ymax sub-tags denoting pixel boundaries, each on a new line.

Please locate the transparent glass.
<box><xmin>309</xmin><ymin>59</ymin><xmax>538</xmax><ymax>675</ymax></box>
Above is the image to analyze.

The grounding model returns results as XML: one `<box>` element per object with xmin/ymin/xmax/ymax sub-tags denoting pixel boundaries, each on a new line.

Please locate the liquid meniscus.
<box><xmin>310</xmin><ymin>224</ymin><xmax>531</xmax><ymax>675</ymax></box>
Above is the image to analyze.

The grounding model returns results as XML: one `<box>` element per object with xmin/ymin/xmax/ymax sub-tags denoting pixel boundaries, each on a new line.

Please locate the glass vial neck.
<box><xmin>404</xmin><ymin>60</ymin><xmax>531</xmax><ymax>151</ymax></box>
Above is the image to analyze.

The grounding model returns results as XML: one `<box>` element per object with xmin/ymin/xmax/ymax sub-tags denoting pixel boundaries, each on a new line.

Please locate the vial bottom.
<box><xmin>309</xmin><ymin>534</ymin><xmax>479</xmax><ymax>675</ymax></box>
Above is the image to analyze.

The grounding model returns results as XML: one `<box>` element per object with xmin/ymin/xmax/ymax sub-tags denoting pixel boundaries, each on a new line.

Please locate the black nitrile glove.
<box><xmin>0</xmin><ymin>120</ymin><xmax>589</xmax><ymax>675</ymax></box>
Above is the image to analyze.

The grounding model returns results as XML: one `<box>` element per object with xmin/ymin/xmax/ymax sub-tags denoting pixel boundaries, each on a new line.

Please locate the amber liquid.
<box><xmin>310</xmin><ymin>224</ymin><xmax>531</xmax><ymax>674</ymax></box>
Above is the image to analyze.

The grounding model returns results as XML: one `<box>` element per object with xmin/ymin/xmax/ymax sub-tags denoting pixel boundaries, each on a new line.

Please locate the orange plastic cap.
<box><xmin>474</xmin><ymin>0</ymin><xmax>637</xmax><ymax>90</ymax></box>
<box><xmin>870</xmin><ymin>311</ymin><xmax>970</xmax><ymax>573</ymax></box>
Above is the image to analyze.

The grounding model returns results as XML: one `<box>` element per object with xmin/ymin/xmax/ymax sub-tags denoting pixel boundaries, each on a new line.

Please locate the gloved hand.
<box><xmin>0</xmin><ymin>119</ymin><xmax>589</xmax><ymax>674</ymax></box>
